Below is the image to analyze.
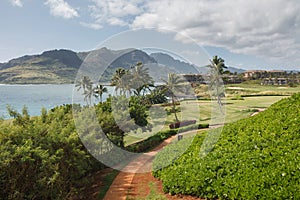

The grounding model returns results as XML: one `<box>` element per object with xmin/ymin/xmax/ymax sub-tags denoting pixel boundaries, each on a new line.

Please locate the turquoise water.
<box><xmin>0</xmin><ymin>84</ymin><xmax>111</xmax><ymax>119</ymax></box>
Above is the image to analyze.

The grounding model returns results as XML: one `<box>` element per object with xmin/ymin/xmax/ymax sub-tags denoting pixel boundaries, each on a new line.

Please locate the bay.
<box><xmin>0</xmin><ymin>84</ymin><xmax>112</xmax><ymax>119</ymax></box>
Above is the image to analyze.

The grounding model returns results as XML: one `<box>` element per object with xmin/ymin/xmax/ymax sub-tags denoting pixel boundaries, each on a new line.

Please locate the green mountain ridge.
<box><xmin>0</xmin><ymin>48</ymin><xmax>200</xmax><ymax>84</ymax></box>
<box><xmin>149</xmin><ymin>52</ymin><xmax>199</xmax><ymax>74</ymax></box>
<box><xmin>0</xmin><ymin>48</ymin><xmax>245</xmax><ymax>84</ymax></box>
<box><xmin>0</xmin><ymin>49</ymin><xmax>82</xmax><ymax>84</ymax></box>
<box><xmin>0</xmin><ymin>48</ymin><xmax>158</xmax><ymax>84</ymax></box>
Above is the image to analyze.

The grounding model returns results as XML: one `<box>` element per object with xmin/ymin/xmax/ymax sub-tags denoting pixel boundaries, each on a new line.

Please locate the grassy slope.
<box><xmin>226</xmin><ymin>83</ymin><xmax>300</xmax><ymax>96</ymax></box>
<box><xmin>153</xmin><ymin>93</ymin><xmax>300</xmax><ymax>199</ymax></box>
<box><xmin>0</xmin><ymin>64</ymin><xmax>77</xmax><ymax>84</ymax></box>
<box><xmin>124</xmin><ymin>95</ymin><xmax>289</xmax><ymax>146</ymax></box>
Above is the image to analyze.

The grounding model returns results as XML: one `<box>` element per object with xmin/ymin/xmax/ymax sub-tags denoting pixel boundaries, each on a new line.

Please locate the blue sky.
<box><xmin>1</xmin><ymin>0</ymin><xmax>300</xmax><ymax>70</ymax></box>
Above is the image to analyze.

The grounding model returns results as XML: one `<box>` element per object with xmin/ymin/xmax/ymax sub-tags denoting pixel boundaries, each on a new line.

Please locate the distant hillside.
<box><xmin>77</xmin><ymin>48</ymin><xmax>158</xmax><ymax>83</ymax></box>
<box><xmin>226</xmin><ymin>66</ymin><xmax>246</xmax><ymax>74</ymax></box>
<box><xmin>149</xmin><ymin>52</ymin><xmax>240</xmax><ymax>75</ymax></box>
<box><xmin>196</xmin><ymin>65</ymin><xmax>246</xmax><ymax>74</ymax></box>
<box><xmin>150</xmin><ymin>52</ymin><xmax>199</xmax><ymax>74</ymax></box>
<box><xmin>0</xmin><ymin>48</ymin><xmax>246</xmax><ymax>84</ymax></box>
<box><xmin>0</xmin><ymin>48</ymin><xmax>158</xmax><ymax>84</ymax></box>
<box><xmin>0</xmin><ymin>49</ymin><xmax>82</xmax><ymax>84</ymax></box>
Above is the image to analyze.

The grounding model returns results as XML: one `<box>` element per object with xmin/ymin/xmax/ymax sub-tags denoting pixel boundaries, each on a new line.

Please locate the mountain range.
<box><xmin>0</xmin><ymin>48</ymin><xmax>245</xmax><ymax>84</ymax></box>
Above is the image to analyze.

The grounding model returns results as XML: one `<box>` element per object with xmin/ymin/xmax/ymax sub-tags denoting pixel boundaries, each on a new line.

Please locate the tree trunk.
<box><xmin>172</xmin><ymin>94</ymin><xmax>179</xmax><ymax>122</ymax></box>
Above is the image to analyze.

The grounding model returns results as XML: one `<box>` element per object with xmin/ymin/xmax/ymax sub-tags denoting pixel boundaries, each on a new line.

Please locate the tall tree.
<box><xmin>212</xmin><ymin>55</ymin><xmax>227</xmax><ymax>74</ymax></box>
<box><xmin>209</xmin><ymin>55</ymin><xmax>227</xmax><ymax>113</ymax></box>
<box><xmin>111</xmin><ymin>68</ymin><xmax>130</xmax><ymax>95</ymax></box>
<box><xmin>75</xmin><ymin>76</ymin><xmax>93</xmax><ymax>105</ymax></box>
<box><xmin>83</xmin><ymin>86</ymin><xmax>93</xmax><ymax>105</ymax></box>
<box><xmin>93</xmin><ymin>84</ymin><xmax>108</xmax><ymax>102</ymax></box>
<box><xmin>162</xmin><ymin>73</ymin><xmax>185</xmax><ymax>122</ymax></box>
<box><xmin>75</xmin><ymin>76</ymin><xmax>93</xmax><ymax>92</ymax></box>
<box><xmin>130</xmin><ymin>62</ymin><xmax>154</xmax><ymax>96</ymax></box>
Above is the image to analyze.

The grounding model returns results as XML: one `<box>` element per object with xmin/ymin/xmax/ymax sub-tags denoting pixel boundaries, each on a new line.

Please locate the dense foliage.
<box><xmin>169</xmin><ymin>120</ymin><xmax>196</xmax><ymax>129</ymax></box>
<box><xmin>126</xmin><ymin>123</ymin><xmax>208</xmax><ymax>153</ymax></box>
<box><xmin>153</xmin><ymin>93</ymin><xmax>300</xmax><ymax>199</ymax></box>
<box><xmin>0</xmin><ymin>105</ymin><xmax>104</xmax><ymax>199</ymax></box>
<box><xmin>0</xmin><ymin>93</ymin><xmax>178</xmax><ymax>199</ymax></box>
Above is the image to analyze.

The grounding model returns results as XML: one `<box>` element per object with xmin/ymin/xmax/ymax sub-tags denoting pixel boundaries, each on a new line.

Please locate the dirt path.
<box><xmin>103</xmin><ymin>108</ymin><xmax>267</xmax><ymax>199</ymax></box>
<box><xmin>251</xmin><ymin>108</ymin><xmax>266</xmax><ymax>116</ymax></box>
<box><xmin>104</xmin><ymin>126</ymin><xmax>225</xmax><ymax>200</ymax></box>
<box><xmin>103</xmin><ymin>134</ymin><xmax>179</xmax><ymax>200</ymax></box>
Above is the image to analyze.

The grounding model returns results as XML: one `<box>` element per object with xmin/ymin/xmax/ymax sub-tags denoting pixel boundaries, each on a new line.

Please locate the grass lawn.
<box><xmin>223</xmin><ymin>95</ymin><xmax>290</xmax><ymax>123</ymax></box>
<box><xmin>226</xmin><ymin>83</ymin><xmax>300</xmax><ymax>96</ymax></box>
<box><xmin>124</xmin><ymin>96</ymin><xmax>291</xmax><ymax>146</ymax></box>
<box><xmin>124</xmin><ymin>83</ymin><xmax>300</xmax><ymax>146</ymax></box>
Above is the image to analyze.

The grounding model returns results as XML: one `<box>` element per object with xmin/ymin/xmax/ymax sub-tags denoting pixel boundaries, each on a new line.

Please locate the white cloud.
<box><xmin>85</xmin><ymin>0</ymin><xmax>300</xmax><ymax>67</ymax></box>
<box><xmin>131</xmin><ymin>0</ymin><xmax>300</xmax><ymax>64</ymax></box>
<box><xmin>11</xmin><ymin>0</ymin><xmax>23</xmax><ymax>7</ymax></box>
<box><xmin>45</xmin><ymin>0</ymin><xmax>79</xmax><ymax>19</ymax></box>
<box><xmin>80</xmin><ymin>22</ymin><xmax>102</xmax><ymax>30</ymax></box>
<box><xmin>139</xmin><ymin>0</ymin><xmax>300</xmax><ymax>66</ymax></box>
<box><xmin>85</xmin><ymin>0</ymin><xmax>145</xmax><ymax>28</ymax></box>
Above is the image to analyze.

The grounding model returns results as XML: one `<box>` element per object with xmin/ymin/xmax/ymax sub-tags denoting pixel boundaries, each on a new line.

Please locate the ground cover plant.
<box><xmin>153</xmin><ymin>93</ymin><xmax>300</xmax><ymax>199</ymax></box>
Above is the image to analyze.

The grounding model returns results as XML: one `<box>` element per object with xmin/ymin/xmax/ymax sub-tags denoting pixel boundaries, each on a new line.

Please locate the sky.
<box><xmin>1</xmin><ymin>0</ymin><xmax>300</xmax><ymax>70</ymax></box>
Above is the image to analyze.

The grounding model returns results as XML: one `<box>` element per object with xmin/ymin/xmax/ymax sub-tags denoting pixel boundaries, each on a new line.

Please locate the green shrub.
<box><xmin>161</xmin><ymin>102</ymin><xmax>180</xmax><ymax>107</ymax></box>
<box><xmin>126</xmin><ymin>129</ymin><xmax>177</xmax><ymax>153</ymax></box>
<box><xmin>0</xmin><ymin>105</ymin><xmax>104</xmax><ymax>199</ymax></box>
<box><xmin>126</xmin><ymin>123</ymin><xmax>208</xmax><ymax>153</ymax></box>
<box><xmin>169</xmin><ymin>120</ymin><xmax>196</xmax><ymax>129</ymax></box>
<box><xmin>230</xmin><ymin>95</ymin><xmax>244</xmax><ymax>100</ymax></box>
<box><xmin>165</xmin><ymin>107</ymin><xmax>181</xmax><ymax>115</ymax></box>
<box><xmin>153</xmin><ymin>93</ymin><xmax>300</xmax><ymax>199</ymax></box>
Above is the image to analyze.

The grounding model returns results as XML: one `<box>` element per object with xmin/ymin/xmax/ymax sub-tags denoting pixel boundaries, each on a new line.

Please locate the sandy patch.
<box><xmin>227</xmin><ymin>87</ymin><xmax>245</xmax><ymax>90</ymax></box>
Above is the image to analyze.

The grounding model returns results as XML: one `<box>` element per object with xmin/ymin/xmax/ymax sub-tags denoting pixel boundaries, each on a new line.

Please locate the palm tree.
<box><xmin>75</xmin><ymin>76</ymin><xmax>93</xmax><ymax>92</ymax></box>
<box><xmin>83</xmin><ymin>86</ymin><xmax>93</xmax><ymax>105</ymax></box>
<box><xmin>111</xmin><ymin>68</ymin><xmax>130</xmax><ymax>95</ymax></box>
<box><xmin>211</xmin><ymin>55</ymin><xmax>227</xmax><ymax>74</ymax></box>
<box><xmin>130</xmin><ymin>62</ymin><xmax>154</xmax><ymax>96</ymax></box>
<box><xmin>162</xmin><ymin>73</ymin><xmax>185</xmax><ymax>122</ymax></box>
<box><xmin>209</xmin><ymin>55</ymin><xmax>227</xmax><ymax>113</ymax></box>
<box><xmin>93</xmin><ymin>84</ymin><xmax>108</xmax><ymax>102</ymax></box>
<box><xmin>75</xmin><ymin>76</ymin><xmax>93</xmax><ymax>105</ymax></box>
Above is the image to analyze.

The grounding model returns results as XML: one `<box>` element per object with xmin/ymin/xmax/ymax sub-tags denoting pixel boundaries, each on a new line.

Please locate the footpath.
<box><xmin>103</xmin><ymin>134</ymin><xmax>179</xmax><ymax>200</ymax></box>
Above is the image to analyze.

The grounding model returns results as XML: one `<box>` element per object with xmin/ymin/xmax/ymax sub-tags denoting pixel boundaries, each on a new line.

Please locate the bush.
<box><xmin>165</xmin><ymin>107</ymin><xmax>181</xmax><ymax>115</ymax></box>
<box><xmin>169</xmin><ymin>120</ymin><xmax>196</xmax><ymax>129</ymax></box>
<box><xmin>126</xmin><ymin>123</ymin><xmax>208</xmax><ymax>153</ymax></box>
<box><xmin>288</xmin><ymin>82</ymin><xmax>297</xmax><ymax>87</ymax></box>
<box><xmin>153</xmin><ymin>93</ymin><xmax>300</xmax><ymax>199</ymax></box>
<box><xmin>230</xmin><ymin>95</ymin><xmax>244</xmax><ymax>100</ymax></box>
<box><xmin>0</xmin><ymin>105</ymin><xmax>104</xmax><ymax>199</ymax></box>
<box><xmin>161</xmin><ymin>102</ymin><xmax>180</xmax><ymax>107</ymax></box>
<box><xmin>126</xmin><ymin>129</ymin><xmax>178</xmax><ymax>153</ymax></box>
<box><xmin>178</xmin><ymin>123</ymin><xmax>209</xmax><ymax>132</ymax></box>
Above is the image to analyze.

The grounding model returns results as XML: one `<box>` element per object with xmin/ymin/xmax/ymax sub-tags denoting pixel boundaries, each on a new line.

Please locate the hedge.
<box><xmin>126</xmin><ymin>123</ymin><xmax>209</xmax><ymax>153</ymax></box>
<box><xmin>169</xmin><ymin>120</ymin><xmax>197</xmax><ymax>129</ymax></box>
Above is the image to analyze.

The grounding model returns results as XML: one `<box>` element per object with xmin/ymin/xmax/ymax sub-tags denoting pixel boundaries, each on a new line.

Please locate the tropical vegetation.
<box><xmin>153</xmin><ymin>93</ymin><xmax>300</xmax><ymax>199</ymax></box>
<box><xmin>0</xmin><ymin>105</ymin><xmax>104</xmax><ymax>199</ymax></box>
<box><xmin>2</xmin><ymin>55</ymin><xmax>298</xmax><ymax>200</ymax></box>
<box><xmin>161</xmin><ymin>73</ymin><xmax>185</xmax><ymax>122</ymax></box>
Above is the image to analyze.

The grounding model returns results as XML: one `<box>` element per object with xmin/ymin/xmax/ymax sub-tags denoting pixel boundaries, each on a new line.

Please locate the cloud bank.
<box><xmin>45</xmin><ymin>0</ymin><xmax>79</xmax><ymax>19</ymax></box>
<box><xmin>86</xmin><ymin>0</ymin><xmax>300</xmax><ymax>66</ymax></box>
<box><xmin>9</xmin><ymin>0</ymin><xmax>300</xmax><ymax>67</ymax></box>
<box><xmin>11</xmin><ymin>0</ymin><xmax>23</xmax><ymax>7</ymax></box>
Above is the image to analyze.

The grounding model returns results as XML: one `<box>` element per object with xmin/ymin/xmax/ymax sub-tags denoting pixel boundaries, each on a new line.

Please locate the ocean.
<box><xmin>0</xmin><ymin>84</ymin><xmax>112</xmax><ymax>119</ymax></box>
